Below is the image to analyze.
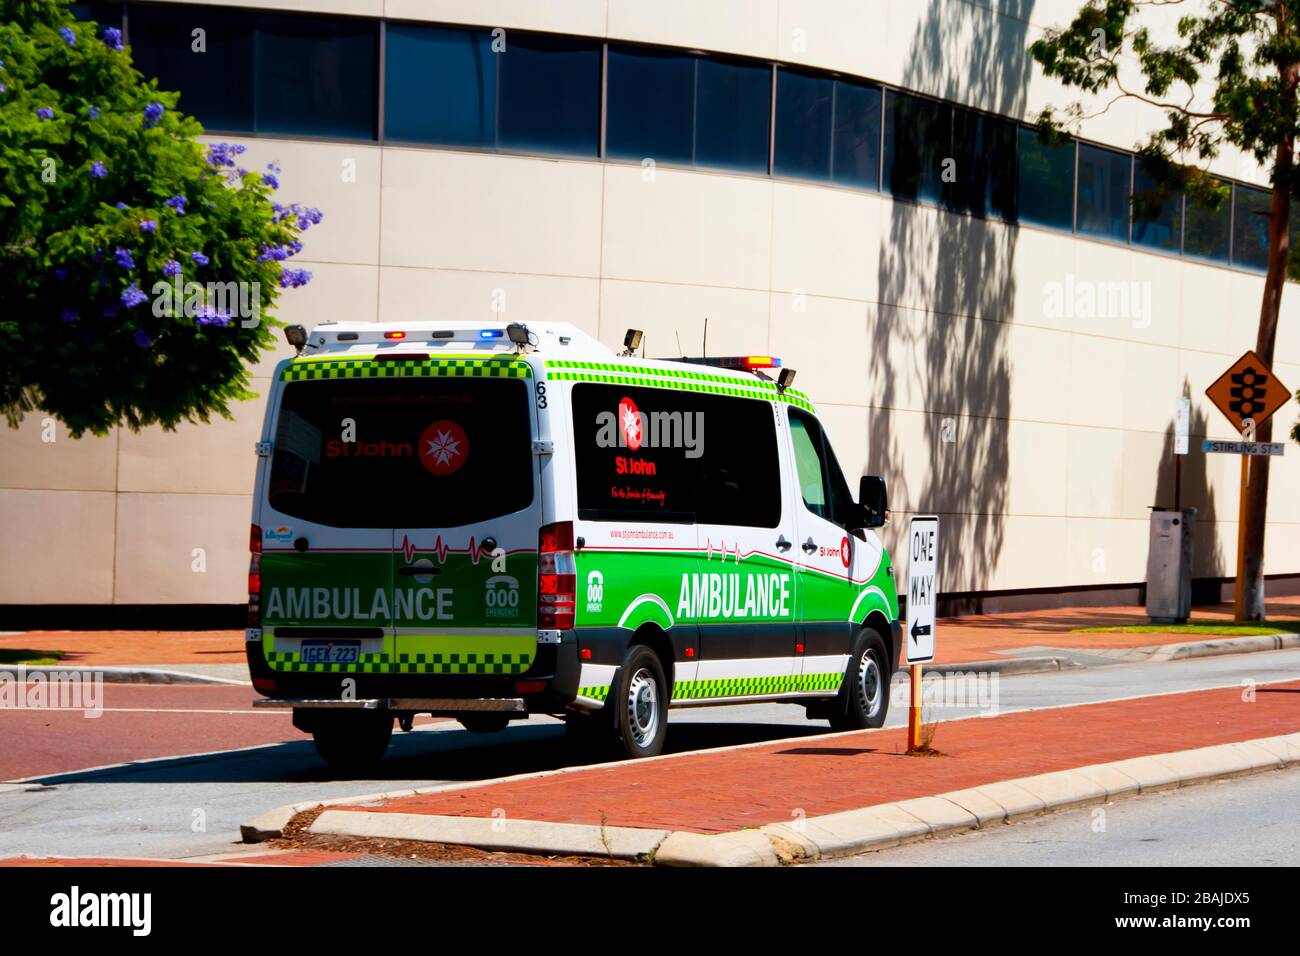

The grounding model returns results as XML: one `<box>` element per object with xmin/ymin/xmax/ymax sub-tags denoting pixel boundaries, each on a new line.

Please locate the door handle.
<box><xmin>775</xmin><ymin>535</ymin><xmax>792</xmax><ymax>552</ymax></box>
<box><xmin>802</xmin><ymin>537</ymin><xmax>818</xmax><ymax>554</ymax></box>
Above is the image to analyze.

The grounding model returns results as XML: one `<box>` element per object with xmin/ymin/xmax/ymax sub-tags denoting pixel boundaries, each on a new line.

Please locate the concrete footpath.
<box><xmin>254</xmin><ymin>677</ymin><xmax>1300</xmax><ymax>866</ymax></box>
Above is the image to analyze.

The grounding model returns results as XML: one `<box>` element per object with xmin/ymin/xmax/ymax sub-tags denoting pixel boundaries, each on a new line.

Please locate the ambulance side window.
<box><xmin>789</xmin><ymin>409</ymin><xmax>855</xmax><ymax>529</ymax></box>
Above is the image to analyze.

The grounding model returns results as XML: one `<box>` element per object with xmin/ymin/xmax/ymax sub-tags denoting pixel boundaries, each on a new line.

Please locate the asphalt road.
<box><xmin>2</xmin><ymin>647</ymin><xmax>1299</xmax><ymax>861</ymax></box>
<box><xmin>819</xmin><ymin>762</ymin><xmax>1300</xmax><ymax>866</ymax></box>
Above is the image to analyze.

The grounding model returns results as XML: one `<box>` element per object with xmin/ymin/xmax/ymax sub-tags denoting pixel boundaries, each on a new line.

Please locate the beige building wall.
<box><xmin>2</xmin><ymin>0</ymin><xmax>1297</xmax><ymax>605</ymax></box>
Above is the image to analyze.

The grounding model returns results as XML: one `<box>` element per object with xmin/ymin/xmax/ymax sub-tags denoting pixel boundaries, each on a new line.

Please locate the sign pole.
<box><xmin>1234</xmin><ymin>455</ymin><xmax>1250</xmax><ymax>623</ymax></box>
<box><xmin>907</xmin><ymin>663</ymin><xmax>923</xmax><ymax>753</ymax></box>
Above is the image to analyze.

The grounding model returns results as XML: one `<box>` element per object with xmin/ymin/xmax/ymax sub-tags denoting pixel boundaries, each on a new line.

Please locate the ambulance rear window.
<box><xmin>267</xmin><ymin>375</ymin><xmax>533</xmax><ymax>528</ymax></box>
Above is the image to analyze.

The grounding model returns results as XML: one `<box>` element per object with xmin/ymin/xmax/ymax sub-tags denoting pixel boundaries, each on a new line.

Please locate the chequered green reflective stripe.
<box><xmin>282</xmin><ymin>357</ymin><xmax>532</xmax><ymax>381</ymax></box>
<box><xmin>671</xmin><ymin>672</ymin><xmax>842</xmax><ymax>700</ymax></box>
<box><xmin>544</xmin><ymin>360</ymin><xmax>815</xmax><ymax>412</ymax></box>
<box><xmin>266</xmin><ymin>650</ymin><xmax>533</xmax><ymax>675</ymax></box>
<box><xmin>576</xmin><ymin>672</ymin><xmax>841</xmax><ymax>702</ymax></box>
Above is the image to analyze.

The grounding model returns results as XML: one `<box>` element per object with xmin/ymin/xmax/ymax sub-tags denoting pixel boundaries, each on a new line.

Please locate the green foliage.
<box><xmin>1030</xmin><ymin>0</ymin><xmax>1300</xmax><ymax>277</ymax></box>
<box><xmin>0</xmin><ymin>0</ymin><xmax>319</xmax><ymax>436</ymax></box>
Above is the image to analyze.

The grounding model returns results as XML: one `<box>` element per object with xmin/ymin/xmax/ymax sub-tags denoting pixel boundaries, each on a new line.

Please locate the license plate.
<box><xmin>299</xmin><ymin>640</ymin><xmax>360</xmax><ymax>664</ymax></box>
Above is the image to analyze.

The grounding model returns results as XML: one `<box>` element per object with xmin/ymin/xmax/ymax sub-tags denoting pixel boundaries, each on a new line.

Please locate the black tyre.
<box><xmin>613</xmin><ymin>644</ymin><xmax>669</xmax><ymax>758</ymax></box>
<box><xmin>829</xmin><ymin>629</ymin><xmax>890</xmax><ymax>731</ymax></box>
<box><xmin>311</xmin><ymin>712</ymin><xmax>393</xmax><ymax>772</ymax></box>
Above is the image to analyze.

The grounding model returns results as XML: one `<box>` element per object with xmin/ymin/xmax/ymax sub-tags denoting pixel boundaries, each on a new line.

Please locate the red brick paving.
<box><xmin>0</xmin><ymin>630</ymin><xmax>244</xmax><ymax>666</ymax></box>
<box><xmin>343</xmin><ymin>679</ymin><xmax>1300</xmax><ymax>834</ymax></box>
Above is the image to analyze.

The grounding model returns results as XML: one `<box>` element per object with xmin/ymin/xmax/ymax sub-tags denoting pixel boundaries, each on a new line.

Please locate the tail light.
<box><xmin>537</xmin><ymin>521</ymin><xmax>575</xmax><ymax>630</ymax></box>
<box><xmin>248</xmin><ymin>524</ymin><xmax>262</xmax><ymax>627</ymax></box>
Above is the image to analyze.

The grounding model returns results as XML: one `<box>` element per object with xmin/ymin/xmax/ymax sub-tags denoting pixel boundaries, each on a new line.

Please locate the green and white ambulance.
<box><xmin>247</xmin><ymin>321</ymin><xmax>900</xmax><ymax>769</ymax></box>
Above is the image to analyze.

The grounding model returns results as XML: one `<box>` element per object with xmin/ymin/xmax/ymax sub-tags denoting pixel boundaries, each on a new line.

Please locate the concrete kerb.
<box><xmin>251</xmin><ymin>731</ymin><xmax>1300</xmax><ymax>865</ymax></box>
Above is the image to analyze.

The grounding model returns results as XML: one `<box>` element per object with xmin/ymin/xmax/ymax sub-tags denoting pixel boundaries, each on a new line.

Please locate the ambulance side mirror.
<box><xmin>858</xmin><ymin>475</ymin><xmax>887</xmax><ymax>529</ymax></box>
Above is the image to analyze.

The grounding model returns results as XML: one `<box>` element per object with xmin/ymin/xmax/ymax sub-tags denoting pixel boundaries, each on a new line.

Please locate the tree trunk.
<box><xmin>1239</xmin><ymin>84</ymin><xmax>1295</xmax><ymax>620</ymax></box>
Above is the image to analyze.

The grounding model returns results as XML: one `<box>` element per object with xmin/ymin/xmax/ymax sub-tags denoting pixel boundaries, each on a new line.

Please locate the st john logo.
<box><xmin>419</xmin><ymin>420</ymin><xmax>469</xmax><ymax>476</ymax></box>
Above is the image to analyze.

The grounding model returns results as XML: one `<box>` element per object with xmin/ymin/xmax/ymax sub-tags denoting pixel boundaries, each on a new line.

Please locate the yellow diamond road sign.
<box><xmin>1204</xmin><ymin>350</ymin><xmax>1292</xmax><ymax>435</ymax></box>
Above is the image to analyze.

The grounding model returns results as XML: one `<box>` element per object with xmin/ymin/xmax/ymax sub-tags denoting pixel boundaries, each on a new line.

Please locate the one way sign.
<box><xmin>905</xmin><ymin>516</ymin><xmax>939</xmax><ymax>664</ymax></box>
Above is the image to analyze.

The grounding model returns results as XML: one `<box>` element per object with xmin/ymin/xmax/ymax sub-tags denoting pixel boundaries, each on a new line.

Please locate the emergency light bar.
<box><xmin>679</xmin><ymin>355</ymin><xmax>782</xmax><ymax>370</ymax></box>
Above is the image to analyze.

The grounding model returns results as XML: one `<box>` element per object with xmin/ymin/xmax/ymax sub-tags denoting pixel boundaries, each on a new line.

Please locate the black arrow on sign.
<box><xmin>910</xmin><ymin>620</ymin><xmax>931</xmax><ymax>643</ymax></box>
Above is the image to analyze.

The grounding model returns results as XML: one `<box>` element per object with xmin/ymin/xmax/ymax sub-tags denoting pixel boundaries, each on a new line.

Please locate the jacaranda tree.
<box><xmin>0</xmin><ymin>0</ymin><xmax>320</xmax><ymax>437</ymax></box>
<box><xmin>1032</xmin><ymin>0</ymin><xmax>1300</xmax><ymax>620</ymax></box>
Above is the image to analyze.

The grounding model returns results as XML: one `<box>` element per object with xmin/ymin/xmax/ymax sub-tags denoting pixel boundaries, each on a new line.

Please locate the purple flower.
<box><xmin>101</xmin><ymin>27</ymin><xmax>124</xmax><ymax>51</ymax></box>
<box><xmin>190</xmin><ymin>251</ymin><xmax>209</xmax><ymax>266</ymax></box>
<box><xmin>143</xmin><ymin>101</ymin><xmax>164</xmax><ymax>127</ymax></box>
<box><xmin>35</xmin><ymin>107</ymin><xmax>54</xmax><ymax>120</ymax></box>
<box><xmin>60</xmin><ymin>26</ymin><xmax>76</xmax><ymax>46</ymax></box>
<box><xmin>88</xmin><ymin>160</ymin><xmax>107</xmax><ymax>178</ymax></box>
<box><xmin>132</xmin><ymin>329</ymin><xmax>153</xmax><ymax>348</ymax></box>
<box><xmin>59</xmin><ymin>308</ymin><xmax>78</xmax><ymax>323</ymax></box>
<box><xmin>121</xmin><ymin>284</ymin><xmax>148</xmax><ymax>309</ymax></box>
<box><xmin>257</xmin><ymin>244</ymin><xmax>290</xmax><ymax>262</ymax></box>
<box><xmin>139</xmin><ymin>219</ymin><xmax>158</xmax><ymax>233</ymax></box>
<box><xmin>102</xmin><ymin>303</ymin><xmax>119</xmax><ymax>318</ymax></box>
<box><xmin>162</xmin><ymin>259</ymin><xmax>181</xmax><ymax>277</ymax></box>
<box><xmin>279</xmin><ymin>268</ymin><xmax>313</xmax><ymax>289</ymax></box>
<box><xmin>164</xmin><ymin>194</ymin><xmax>187</xmax><ymax>214</ymax></box>
<box><xmin>262</xmin><ymin>172</ymin><xmax>279</xmax><ymax>189</ymax></box>
<box><xmin>53</xmin><ymin>268</ymin><xmax>68</xmax><ymax>281</ymax></box>
<box><xmin>85</xmin><ymin>105</ymin><xmax>99</xmax><ymax>119</ymax></box>
<box><xmin>114</xmin><ymin>247</ymin><xmax>135</xmax><ymax>270</ymax></box>
<box><xmin>206</xmin><ymin>142</ymin><xmax>246</xmax><ymax>168</ymax></box>
<box><xmin>196</xmin><ymin>306</ymin><xmax>230</xmax><ymax>328</ymax></box>
<box><xmin>0</xmin><ymin>84</ymin><xmax>6</xmax><ymax>95</ymax></box>
<box><xmin>114</xmin><ymin>201</ymin><xmax>127</xmax><ymax>210</ymax></box>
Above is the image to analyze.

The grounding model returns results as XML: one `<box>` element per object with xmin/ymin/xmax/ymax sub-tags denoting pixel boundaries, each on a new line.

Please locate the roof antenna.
<box><xmin>702</xmin><ymin>317</ymin><xmax>708</xmax><ymax>359</ymax></box>
<box><xmin>675</xmin><ymin>330</ymin><xmax>683</xmax><ymax>358</ymax></box>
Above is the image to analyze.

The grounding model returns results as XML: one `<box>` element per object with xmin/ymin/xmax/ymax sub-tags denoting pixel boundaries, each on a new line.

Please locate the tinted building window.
<box><xmin>129</xmin><ymin>5</ymin><xmax>254</xmax><ymax>133</ymax></box>
<box><xmin>606</xmin><ymin>46</ymin><xmax>694</xmax><ymax>164</ymax></box>
<box><xmin>1017</xmin><ymin>127</ymin><xmax>1074</xmax><ymax>231</ymax></box>
<box><xmin>774</xmin><ymin>68</ymin><xmax>833</xmax><ymax>181</ymax></box>
<box><xmin>1076</xmin><ymin>143</ymin><xmax>1130</xmax><ymax>242</ymax></box>
<box><xmin>255</xmin><ymin>15</ymin><xmax>378</xmax><ymax>139</ymax></box>
<box><xmin>1184</xmin><ymin>181</ymin><xmax>1231</xmax><ymax>263</ymax></box>
<box><xmin>949</xmin><ymin>108</ymin><xmax>1016</xmax><ymax>219</ymax></box>
<box><xmin>384</xmin><ymin>24</ymin><xmax>495</xmax><ymax>147</ymax></box>
<box><xmin>497</xmin><ymin>33</ymin><xmax>601</xmax><ymax>156</ymax></box>
<box><xmin>70</xmin><ymin>3</ymin><xmax>122</xmax><ymax>25</ymax></box>
<box><xmin>1131</xmin><ymin>166</ymin><xmax>1181</xmax><ymax>253</ymax></box>
<box><xmin>571</xmin><ymin>384</ymin><xmax>781</xmax><ymax>527</ymax></box>
<box><xmin>830</xmin><ymin>79</ymin><xmax>881</xmax><ymax>190</ymax></box>
<box><xmin>884</xmin><ymin>92</ymin><xmax>949</xmax><ymax>204</ymax></box>
<box><xmin>1232</xmin><ymin>185</ymin><xmax>1272</xmax><ymax>271</ymax></box>
<box><xmin>695</xmin><ymin>57</ymin><xmax>771</xmax><ymax>172</ymax></box>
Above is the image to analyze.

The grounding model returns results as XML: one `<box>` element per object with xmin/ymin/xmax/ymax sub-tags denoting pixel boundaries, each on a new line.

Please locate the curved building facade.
<box><xmin>4</xmin><ymin>0</ymin><xmax>1299</xmax><ymax>616</ymax></box>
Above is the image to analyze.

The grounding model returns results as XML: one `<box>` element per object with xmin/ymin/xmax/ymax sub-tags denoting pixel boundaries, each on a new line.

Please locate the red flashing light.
<box><xmin>580</xmin><ymin>648</ymin><xmax>593</xmax><ymax>660</ymax></box>
<box><xmin>384</xmin><ymin>330</ymin><xmax>406</xmax><ymax>340</ymax></box>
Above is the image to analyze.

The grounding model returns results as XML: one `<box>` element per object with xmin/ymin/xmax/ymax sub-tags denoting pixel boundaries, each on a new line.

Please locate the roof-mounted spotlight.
<box><xmin>777</xmin><ymin>367</ymin><xmax>797</xmax><ymax>394</ymax></box>
<box><xmin>505</xmin><ymin>322</ymin><xmax>531</xmax><ymax>351</ymax></box>
<box><xmin>284</xmin><ymin>324</ymin><xmax>307</xmax><ymax>354</ymax></box>
<box><xmin>621</xmin><ymin>328</ymin><xmax>644</xmax><ymax>356</ymax></box>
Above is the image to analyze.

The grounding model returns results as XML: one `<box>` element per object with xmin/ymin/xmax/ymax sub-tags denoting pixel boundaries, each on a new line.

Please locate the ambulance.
<box><xmin>247</xmin><ymin>321</ymin><xmax>900</xmax><ymax>770</ymax></box>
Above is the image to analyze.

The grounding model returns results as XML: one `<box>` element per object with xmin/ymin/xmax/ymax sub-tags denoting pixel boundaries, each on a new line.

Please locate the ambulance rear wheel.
<box><xmin>829</xmin><ymin>630</ymin><xmax>890</xmax><ymax>731</ymax></box>
<box><xmin>614</xmin><ymin>645</ymin><xmax>668</xmax><ymax>758</ymax></box>
<box><xmin>311</xmin><ymin>712</ymin><xmax>393</xmax><ymax>772</ymax></box>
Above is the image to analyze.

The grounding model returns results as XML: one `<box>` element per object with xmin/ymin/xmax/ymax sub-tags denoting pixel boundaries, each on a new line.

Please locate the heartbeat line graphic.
<box><xmin>704</xmin><ymin>539</ymin><xmax>743</xmax><ymax>564</ymax></box>
<box><xmin>399</xmin><ymin>534</ymin><xmax>491</xmax><ymax>565</ymax></box>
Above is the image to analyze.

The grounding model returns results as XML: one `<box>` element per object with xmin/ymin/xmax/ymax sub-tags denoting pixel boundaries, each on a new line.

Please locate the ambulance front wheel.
<box><xmin>309</xmin><ymin>711</ymin><xmax>394</xmax><ymax>772</ymax></box>
<box><xmin>614</xmin><ymin>645</ymin><xmax>669</xmax><ymax>758</ymax></box>
<box><xmin>829</xmin><ymin>629</ymin><xmax>890</xmax><ymax>731</ymax></box>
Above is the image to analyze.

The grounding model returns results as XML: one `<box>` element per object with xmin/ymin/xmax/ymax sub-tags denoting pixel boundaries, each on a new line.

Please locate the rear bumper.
<box><xmin>253</xmin><ymin>697</ymin><xmax>527</xmax><ymax>714</ymax></box>
<box><xmin>245</xmin><ymin>630</ymin><xmax>581</xmax><ymax>713</ymax></box>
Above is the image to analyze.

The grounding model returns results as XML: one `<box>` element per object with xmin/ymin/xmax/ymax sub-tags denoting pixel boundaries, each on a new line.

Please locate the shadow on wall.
<box><xmin>1152</xmin><ymin>388</ymin><xmax>1224</xmax><ymax>581</ymax></box>
<box><xmin>868</xmin><ymin>0</ymin><xmax>1034</xmax><ymax>592</ymax></box>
